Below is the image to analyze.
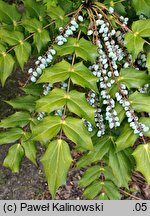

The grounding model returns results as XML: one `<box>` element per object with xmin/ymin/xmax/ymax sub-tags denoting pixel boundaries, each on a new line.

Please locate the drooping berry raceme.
<box><xmin>28</xmin><ymin>13</ymin><xmax>84</xmax><ymax>84</ymax></box>
<box><xmin>87</xmin><ymin>90</ymin><xmax>105</xmax><ymax>137</ymax></box>
<box><xmin>87</xmin><ymin>7</ymin><xmax>149</xmax><ymax>137</ymax></box>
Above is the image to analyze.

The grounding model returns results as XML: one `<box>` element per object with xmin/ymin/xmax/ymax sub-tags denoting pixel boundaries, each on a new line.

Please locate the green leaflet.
<box><xmin>79</xmin><ymin>165</ymin><xmax>100</xmax><ymax>187</ymax></box>
<box><xmin>36</xmin><ymin>88</ymin><xmax>96</xmax><ymax>125</ymax></box>
<box><xmin>119</xmin><ymin>68</ymin><xmax>148</xmax><ymax>89</ymax></box>
<box><xmin>132</xmin><ymin>19</ymin><xmax>150</xmax><ymax>37</ymax></box>
<box><xmin>23</xmin><ymin>0</ymin><xmax>46</xmax><ymax>19</ymax></box>
<box><xmin>0</xmin><ymin>128</ymin><xmax>24</xmax><ymax>145</ymax></box>
<box><xmin>101</xmin><ymin>181</ymin><xmax>121</xmax><ymax>200</ymax></box>
<box><xmin>129</xmin><ymin>92</ymin><xmax>150</xmax><ymax>113</ymax></box>
<box><xmin>21</xmin><ymin>83</ymin><xmax>44</xmax><ymax>96</ymax></box>
<box><xmin>14</xmin><ymin>41</ymin><xmax>31</xmax><ymax>69</ymax></box>
<box><xmin>32</xmin><ymin>116</ymin><xmax>93</xmax><ymax>150</ymax></box>
<box><xmin>0</xmin><ymin>112</ymin><xmax>31</xmax><ymax>128</ymax></box>
<box><xmin>124</xmin><ymin>32</ymin><xmax>144</xmax><ymax>60</ymax></box>
<box><xmin>63</xmin><ymin>117</ymin><xmax>93</xmax><ymax>150</ymax></box>
<box><xmin>77</xmin><ymin>136</ymin><xmax>111</xmax><ymax>167</ymax></box>
<box><xmin>36</xmin><ymin>88</ymin><xmax>66</xmax><ymax>113</ymax></box>
<box><xmin>37</xmin><ymin>60</ymin><xmax>98</xmax><ymax>92</ymax></box>
<box><xmin>54</xmin><ymin>37</ymin><xmax>99</xmax><ymax>63</ymax></box>
<box><xmin>132</xmin><ymin>0</ymin><xmax>150</xmax><ymax>17</ymax></box>
<box><xmin>124</xmin><ymin>19</ymin><xmax>150</xmax><ymax>60</ymax></box>
<box><xmin>115</xmin><ymin>123</ymin><xmax>138</xmax><ymax>151</ymax></box>
<box><xmin>23</xmin><ymin>18</ymin><xmax>43</xmax><ymax>33</ymax></box>
<box><xmin>83</xmin><ymin>180</ymin><xmax>102</xmax><ymax>199</ymax></box>
<box><xmin>0</xmin><ymin>30</ymin><xmax>24</xmax><ymax>46</ymax></box>
<box><xmin>3</xmin><ymin>144</ymin><xmax>24</xmax><ymax>173</ymax></box>
<box><xmin>0</xmin><ymin>53</ymin><xmax>15</xmax><ymax>86</ymax></box>
<box><xmin>34</xmin><ymin>29</ymin><xmax>50</xmax><ymax>53</ymax></box>
<box><xmin>132</xmin><ymin>143</ymin><xmax>150</xmax><ymax>184</ymax></box>
<box><xmin>32</xmin><ymin>116</ymin><xmax>62</xmax><ymax>143</ymax></box>
<box><xmin>22</xmin><ymin>133</ymin><xmax>37</xmax><ymax>165</ymax></box>
<box><xmin>47</xmin><ymin>5</ymin><xmax>69</xmax><ymax>27</ymax></box>
<box><xmin>109</xmin><ymin>145</ymin><xmax>132</xmax><ymax>188</ymax></box>
<box><xmin>83</xmin><ymin>180</ymin><xmax>120</xmax><ymax>200</ymax></box>
<box><xmin>79</xmin><ymin>165</ymin><xmax>118</xmax><ymax>188</ymax></box>
<box><xmin>41</xmin><ymin>139</ymin><xmax>72</xmax><ymax>198</ymax></box>
<box><xmin>0</xmin><ymin>1</ymin><xmax>21</xmax><ymax>24</ymax></box>
<box><xmin>6</xmin><ymin>95</ymin><xmax>38</xmax><ymax>112</ymax></box>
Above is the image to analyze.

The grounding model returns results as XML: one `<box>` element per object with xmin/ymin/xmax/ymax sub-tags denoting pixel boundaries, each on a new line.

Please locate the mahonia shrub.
<box><xmin>0</xmin><ymin>0</ymin><xmax>150</xmax><ymax>199</ymax></box>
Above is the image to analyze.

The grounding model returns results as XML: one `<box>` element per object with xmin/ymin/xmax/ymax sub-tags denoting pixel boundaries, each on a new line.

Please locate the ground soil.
<box><xmin>0</xmin><ymin>66</ymin><xmax>150</xmax><ymax>200</ymax></box>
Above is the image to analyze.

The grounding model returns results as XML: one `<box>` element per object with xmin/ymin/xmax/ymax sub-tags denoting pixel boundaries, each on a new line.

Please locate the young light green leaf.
<box><xmin>0</xmin><ymin>30</ymin><xmax>24</xmax><ymax>46</ymax></box>
<box><xmin>115</xmin><ymin>124</ymin><xmax>138</xmax><ymax>151</ymax></box>
<box><xmin>132</xmin><ymin>143</ymin><xmax>150</xmax><ymax>184</ymax></box>
<box><xmin>0</xmin><ymin>112</ymin><xmax>30</xmax><ymax>128</ymax></box>
<box><xmin>119</xmin><ymin>68</ymin><xmax>148</xmax><ymax>89</ymax></box>
<box><xmin>77</xmin><ymin>136</ymin><xmax>111</xmax><ymax>167</ymax></box>
<box><xmin>62</xmin><ymin>117</ymin><xmax>93</xmax><ymax>150</ymax></box>
<box><xmin>54</xmin><ymin>37</ymin><xmax>99</xmax><ymax>63</ymax></box>
<box><xmin>132</xmin><ymin>19</ymin><xmax>150</xmax><ymax>37</ymax></box>
<box><xmin>0</xmin><ymin>53</ymin><xmax>15</xmax><ymax>86</ymax></box>
<box><xmin>109</xmin><ymin>145</ymin><xmax>132</xmax><ymax>188</ymax></box>
<box><xmin>132</xmin><ymin>0</ymin><xmax>150</xmax><ymax>17</ymax></box>
<box><xmin>0</xmin><ymin>128</ymin><xmax>24</xmax><ymax>145</ymax></box>
<box><xmin>124</xmin><ymin>32</ymin><xmax>144</xmax><ymax>60</ymax></box>
<box><xmin>3</xmin><ymin>144</ymin><xmax>24</xmax><ymax>173</ymax></box>
<box><xmin>37</xmin><ymin>60</ymin><xmax>98</xmax><ymax>92</ymax></box>
<box><xmin>14</xmin><ymin>41</ymin><xmax>31</xmax><ymax>69</ymax></box>
<box><xmin>129</xmin><ymin>91</ymin><xmax>150</xmax><ymax>113</ymax></box>
<box><xmin>32</xmin><ymin>116</ymin><xmax>62</xmax><ymax>143</ymax></box>
<box><xmin>41</xmin><ymin>139</ymin><xmax>72</xmax><ymax>198</ymax></box>
<box><xmin>6</xmin><ymin>95</ymin><xmax>37</xmax><ymax>112</ymax></box>
<box><xmin>22</xmin><ymin>133</ymin><xmax>37</xmax><ymax>165</ymax></box>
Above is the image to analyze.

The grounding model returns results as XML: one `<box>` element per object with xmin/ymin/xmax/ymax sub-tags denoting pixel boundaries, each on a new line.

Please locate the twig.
<box><xmin>119</xmin><ymin>188</ymin><xmax>142</xmax><ymax>200</ymax></box>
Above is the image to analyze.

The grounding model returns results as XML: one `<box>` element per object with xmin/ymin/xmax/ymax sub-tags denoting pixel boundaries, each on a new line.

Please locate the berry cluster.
<box><xmin>116</xmin><ymin>84</ymin><xmax>149</xmax><ymax>136</ymax></box>
<box><xmin>137</xmin><ymin>53</ymin><xmax>147</xmax><ymax>69</ymax></box>
<box><xmin>28</xmin><ymin>48</ymin><xmax>56</xmax><ymax>83</ymax></box>
<box><xmin>87</xmin><ymin>90</ymin><xmax>105</xmax><ymax>137</ymax></box>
